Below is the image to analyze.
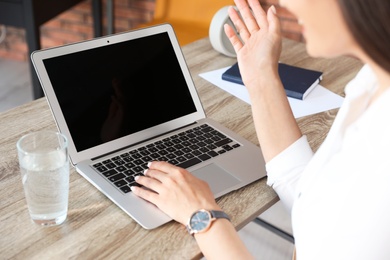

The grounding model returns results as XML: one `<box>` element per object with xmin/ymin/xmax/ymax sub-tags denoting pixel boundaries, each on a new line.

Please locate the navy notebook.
<box><xmin>222</xmin><ymin>62</ymin><xmax>323</xmax><ymax>100</ymax></box>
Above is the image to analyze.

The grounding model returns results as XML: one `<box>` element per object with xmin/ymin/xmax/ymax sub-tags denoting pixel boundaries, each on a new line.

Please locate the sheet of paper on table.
<box><xmin>199</xmin><ymin>66</ymin><xmax>344</xmax><ymax>119</ymax></box>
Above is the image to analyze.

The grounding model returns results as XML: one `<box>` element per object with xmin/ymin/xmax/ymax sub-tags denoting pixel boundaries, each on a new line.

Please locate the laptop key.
<box><xmin>208</xmin><ymin>151</ymin><xmax>219</xmax><ymax>157</ymax></box>
<box><xmin>150</xmin><ymin>153</ymin><xmax>160</xmax><ymax>159</ymax></box>
<box><xmin>198</xmin><ymin>154</ymin><xmax>211</xmax><ymax>161</ymax></box>
<box><xmin>134</xmin><ymin>159</ymin><xmax>143</xmax><ymax>165</ymax></box>
<box><xmin>128</xmin><ymin>182</ymin><xmax>142</xmax><ymax>188</ymax></box>
<box><xmin>109</xmin><ymin>173</ymin><xmax>126</xmax><ymax>182</ymax></box>
<box><xmin>176</xmin><ymin>156</ymin><xmax>186</xmax><ymax>162</ymax></box>
<box><xmin>215</xmin><ymin>138</ymin><xmax>233</xmax><ymax>147</ymax></box>
<box><xmin>223</xmin><ymin>145</ymin><xmax>233</xmax><ymax>151</ymax></box>
<box><xmin>166</xmin><ymin>159</ymin><xmax>177</xmax><ymax>165</ymax></box>
<box><xmin>114</xmin><ymin>179</ymin><xmax>127</xmax><ymax>187</ymax></box>
<box><xmin>184</xmin><ymin>153</ymin><xmax>195</xmax><ymax>159</ymax></box>
<box><xmin>122</xmin><ymin>157</ymin><xmax>134</xmax><ymax>163</ymax></box>
<box><xmin>192</xmin><ymin>150</ymin><xmax>202</xmax><ymax>156</ymax></box>
<box><xmin>105</xmin><ymin>162</ymin><xmax>116</xmax><ymax>169</ymax></box>
<box><xmin>120</xmin><ymin>185</ymin><xmax>131</xmax><ymax>193</ymax></box>
<box><xmin>116</xmin><ymin>166</ymin><xmax>126</xmax><ymax>172</ymax></box>
<box><xmin>124</xmin><ymin>169</ymin><xmax>135</xmax><ymax>176</ymax></box>
<box><xmin>102</xmin><ymin>169</ymin><xmax>118</xmax><ymax>177</ymax></box>
<box><xmin>125</xmin><ymin>162</ymin><xmax>135</xmax><ymax>168</ymax></box>
<box><xmin>96</xmin><ymin>165</ymin><xmax>108</xmax><ymax>172</ymax></box>
<box><xmin>177</xmin><ymin>157</ymin><xmax>202</xmax><ymax>169</ymax></box>
<box><xmin>132</xmin><ymin>166</ymin><xmax>143</xmax><ymax>173</ymax></box>
<box><xmin>125</xmin><ymin>176</ymin><xmax>135</xmax><ymax>183</ymax></box>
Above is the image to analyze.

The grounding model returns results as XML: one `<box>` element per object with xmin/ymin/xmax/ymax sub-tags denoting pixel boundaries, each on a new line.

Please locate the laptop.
<box><xmin>31</xmin><ymin>23</ymin><xmax>266</xmax><ymax>229</ymax></box>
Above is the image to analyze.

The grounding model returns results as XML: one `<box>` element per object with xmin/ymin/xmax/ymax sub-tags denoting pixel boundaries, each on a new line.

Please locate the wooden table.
<box><xmin>0</xmin><ymin>37</ymin><xmax>363</xmax><ymax>259</ymax></box>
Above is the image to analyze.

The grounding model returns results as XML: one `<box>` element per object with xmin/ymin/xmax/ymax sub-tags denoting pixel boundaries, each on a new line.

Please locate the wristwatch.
<box><xmin>186</xmin><ymin>209</ymin><xmax>230</xmax><ymax>235</ymax></box>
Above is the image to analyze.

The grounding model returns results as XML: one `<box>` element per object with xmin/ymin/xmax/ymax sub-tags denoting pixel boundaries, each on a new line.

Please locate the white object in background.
<box><xmin>209</xmin><ymin>6</ymin><xmax>241</xmax><ymax>57</ymax></box>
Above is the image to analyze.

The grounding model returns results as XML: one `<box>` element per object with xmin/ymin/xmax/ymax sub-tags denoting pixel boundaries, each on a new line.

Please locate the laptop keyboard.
<box><xmin>92</xmin><ymin>124</ymin><xmax>241</xmax><ymax>194</ymax></box>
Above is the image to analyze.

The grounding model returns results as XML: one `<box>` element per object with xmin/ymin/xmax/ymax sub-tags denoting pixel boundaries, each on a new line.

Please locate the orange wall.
<box><xmin>0</xmin><ymin>0</ymin><xmax>301</xmax><ymax>61</ymax></box>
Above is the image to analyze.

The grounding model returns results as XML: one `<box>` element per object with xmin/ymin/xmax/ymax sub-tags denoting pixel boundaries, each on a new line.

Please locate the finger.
<box><xmin>226</xmin><ymin>5</ymin><xmax>249</xmax><ymax>42</ymax></box>
<box><xmin>134</xmin><ymin>175</ymin><xmax>163</xmax><ymax>193</ymax></box>
<box><xmin>147</xmin><ymin>161</ymin><xmax>196</xmax><ymax>188</ymax></box>
<box><xmin>224</xmin><ymin>23</ymin><xmax>244</xmax><ymax>53</ymax></box>
<box><xmin>267</xmin><ymin>5</ymin><xmax>280</xmax><ymax>35</ymax></box>
<box><xmin>130</xmin><ymin>184</ymin><xmax>159</xmax><ymax>204</ymax></box>
<box><xmin>248</xmin><ymin>0</ymin><xmax>268</xmax><ymax>31</ymax></box>
<box><xmin>229</xmin><ymin>6</ymin><xmax>253</xmax><ymax>43</ymax></box>
<box><xmin>143</xmin><ymin>167</ymin><xmax>172</xmax><ymax>184</ymax></box>
<box><xmin>234</xmin><ymin>0</ymin><xmax>260</xmax><ymax>35</ymax></box>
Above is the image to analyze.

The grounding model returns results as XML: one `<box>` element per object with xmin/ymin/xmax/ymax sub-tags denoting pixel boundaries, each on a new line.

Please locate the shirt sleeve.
<box><xmin>265</xmin><ymin>135</ymin><xmax>314</xmax><ymax>212</ymax></box>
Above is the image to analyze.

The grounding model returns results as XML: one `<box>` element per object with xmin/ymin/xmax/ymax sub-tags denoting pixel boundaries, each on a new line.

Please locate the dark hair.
<box><xmin>338</xmin><ymin>0</ymin><xmax>390</xmax><ymax>73</ymax></box>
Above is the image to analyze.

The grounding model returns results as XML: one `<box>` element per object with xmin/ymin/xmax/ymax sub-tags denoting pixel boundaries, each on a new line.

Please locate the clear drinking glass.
<box><xmin>17</xmin><ymin>131</ymin><xmax>69</xmax><ymax>226</ymax></box>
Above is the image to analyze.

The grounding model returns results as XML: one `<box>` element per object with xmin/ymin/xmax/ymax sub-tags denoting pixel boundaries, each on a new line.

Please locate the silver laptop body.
<box><xmin>31</xmin><ymin>24</ymin><xmax>266</xmax><ymax>229</ymax></box>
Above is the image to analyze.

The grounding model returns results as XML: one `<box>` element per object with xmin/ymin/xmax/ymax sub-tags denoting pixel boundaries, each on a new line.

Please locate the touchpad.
<box><xmin>192</xmin><ymin>163</ymin><xmax>240</xmax><ymax>195</ymax></box>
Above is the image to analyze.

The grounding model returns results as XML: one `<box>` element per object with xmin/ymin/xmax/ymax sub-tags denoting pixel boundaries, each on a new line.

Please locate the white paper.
<box><xmin>199</xmin><ymin>67</ymin><xmax>344</xmax><ymax>118</ymax></box>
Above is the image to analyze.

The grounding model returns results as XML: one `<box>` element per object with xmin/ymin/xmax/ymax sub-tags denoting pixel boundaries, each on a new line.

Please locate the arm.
<box><xmin>225</xmin><ymin>0</ymin><xmax>302</xmax><ymax>162</ymax></box>
<box><xmin>194</xmin><ymin>219</ymin><xmax>254</xmax><ymax>260</ymax></box>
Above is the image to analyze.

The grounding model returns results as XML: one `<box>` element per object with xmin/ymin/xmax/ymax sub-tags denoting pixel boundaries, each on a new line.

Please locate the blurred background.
<box><xmin>0</xmin><ymin>0</ymin><xmax>302</xmax><ymax>62</ymax></box>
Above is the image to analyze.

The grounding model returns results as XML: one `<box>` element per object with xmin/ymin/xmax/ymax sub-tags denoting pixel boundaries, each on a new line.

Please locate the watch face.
<box><xmin>190</xmin><ymin>210</ymin><xmax>211</xmax><ymax>232</ymax></box>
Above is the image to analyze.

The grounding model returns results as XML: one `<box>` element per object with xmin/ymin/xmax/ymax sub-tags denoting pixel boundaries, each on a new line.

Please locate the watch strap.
<box><xmin>210</xmin><ymin>210</ymin><xmax>230</xmax><ymax>222</ymax></box>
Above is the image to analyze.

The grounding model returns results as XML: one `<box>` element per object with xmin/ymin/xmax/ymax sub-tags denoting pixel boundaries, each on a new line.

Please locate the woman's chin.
<box><xmin>305</xmin><ymin>42</ymin><xmax>333</xmax><ymax>59</ymax></box>
<box><xmin>305</xmin><ymin>43</ymin><xmax>322</xmax><ymax>58</ymax></box>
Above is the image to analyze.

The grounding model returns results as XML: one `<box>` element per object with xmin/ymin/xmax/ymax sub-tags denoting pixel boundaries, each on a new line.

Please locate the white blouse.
<box><xmin>266</xmin><ymin>64</ymin><xmax>390</xmax><ymax>260</ymax></box>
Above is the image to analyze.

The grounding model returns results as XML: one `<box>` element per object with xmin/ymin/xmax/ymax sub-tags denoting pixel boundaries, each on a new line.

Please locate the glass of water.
<box><xmin>17</xmin><ymin>131</ymin><xmax>69</xmax><ymax>226</ymax></box>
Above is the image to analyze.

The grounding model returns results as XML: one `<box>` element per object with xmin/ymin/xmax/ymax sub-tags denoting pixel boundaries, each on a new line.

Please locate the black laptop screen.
<box><xmin>43</xmin><ymin>32</ymin><xmax>197</xmax><ymax>152</ymax></box>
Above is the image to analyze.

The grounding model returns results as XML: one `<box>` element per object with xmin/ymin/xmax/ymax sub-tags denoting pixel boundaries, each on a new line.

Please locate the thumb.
<box><xmin>267</xmin><ymin>5</ymin><xmax>281</xmax><ymax>35</ymax></box>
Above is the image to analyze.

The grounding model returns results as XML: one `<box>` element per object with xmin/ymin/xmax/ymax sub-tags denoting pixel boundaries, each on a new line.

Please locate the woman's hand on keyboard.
<box><xmin>130</xmin><ymin>161</ymin><xmax>221</xmax><ymax>226</ymax></box>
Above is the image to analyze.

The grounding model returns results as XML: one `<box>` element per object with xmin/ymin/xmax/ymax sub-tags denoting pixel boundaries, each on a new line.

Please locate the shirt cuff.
<box><xmin>266</xmin><ymin>135</ymin><xmax>313</xmax><ymax>187</ymax></box>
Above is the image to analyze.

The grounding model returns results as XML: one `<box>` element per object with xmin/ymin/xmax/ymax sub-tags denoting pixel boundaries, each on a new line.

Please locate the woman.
<box><xmin>131</xmin><ymin>0</ymin><xmax>390</xmax><ymax>259</ymax></box>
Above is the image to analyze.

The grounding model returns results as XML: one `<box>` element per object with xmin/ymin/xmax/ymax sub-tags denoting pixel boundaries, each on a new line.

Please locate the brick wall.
<box><xmin>0</xmin><ymin>0</ymin><xmax>301</xmax><ymax>62</ymax></box>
